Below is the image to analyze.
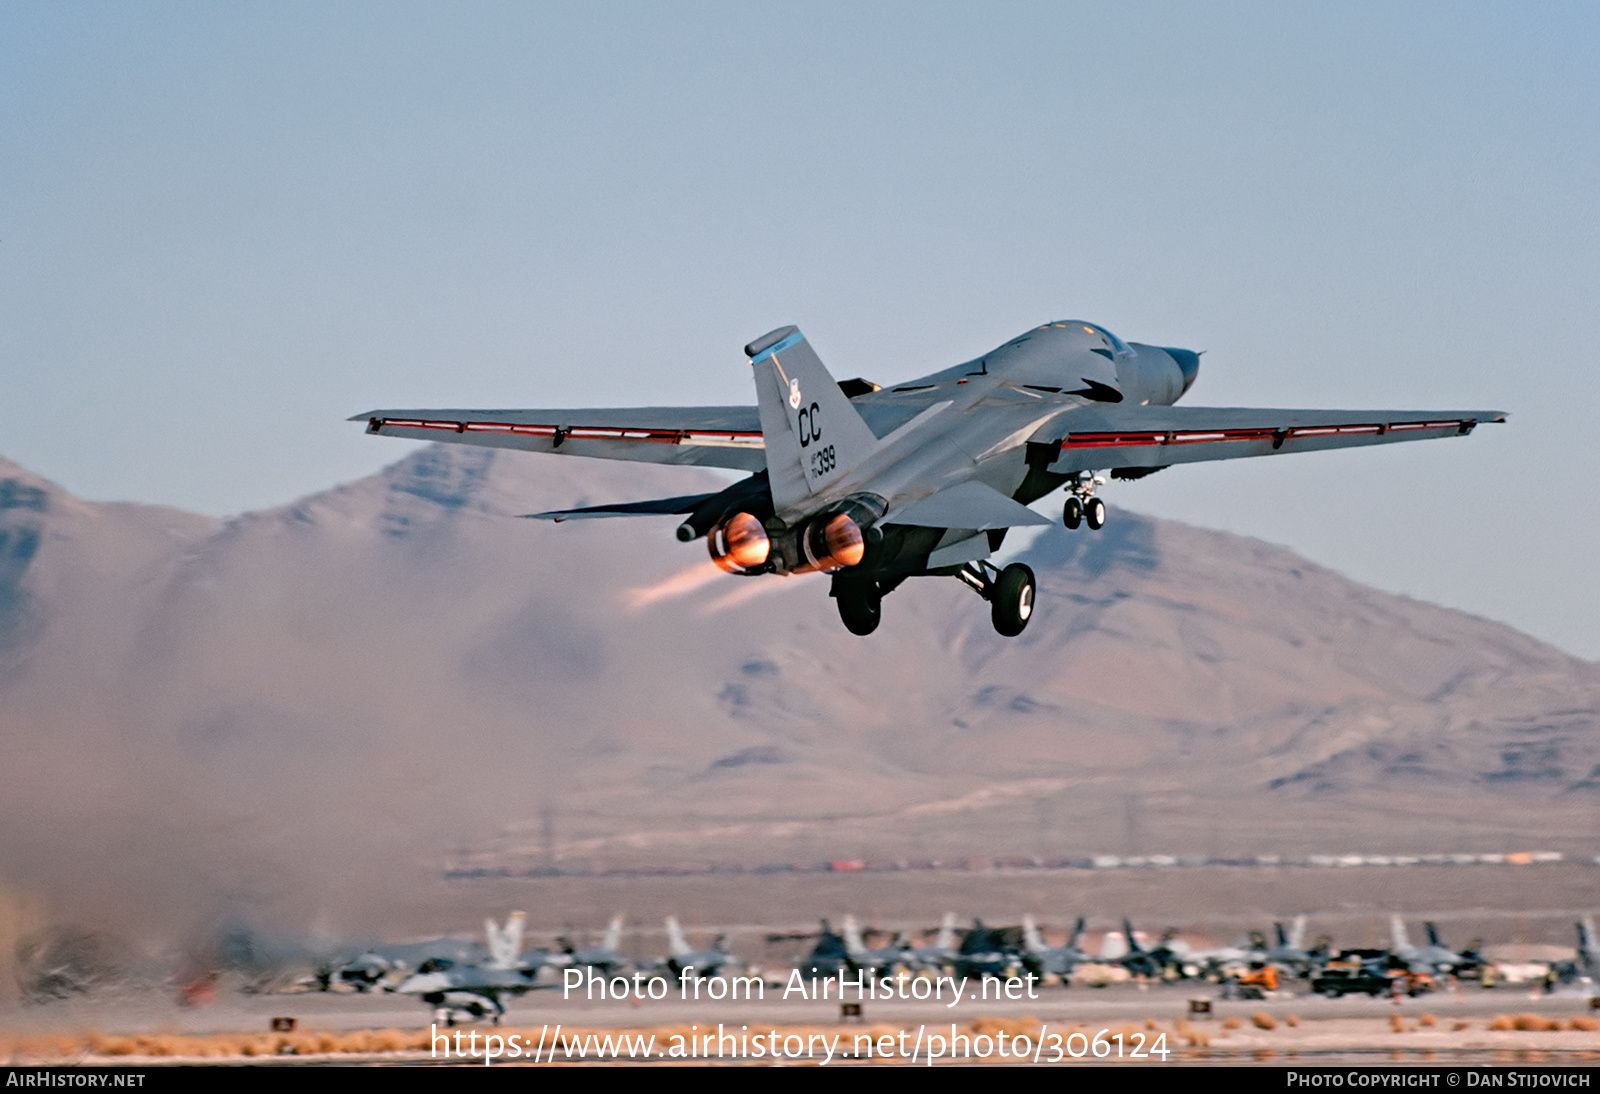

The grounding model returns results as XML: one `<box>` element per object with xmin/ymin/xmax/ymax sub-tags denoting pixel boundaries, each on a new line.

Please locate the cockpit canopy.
<box><xmin>1065</xmin><ymin>321</ymin><xmax>1130</xmax><ymax>356</ymax></box>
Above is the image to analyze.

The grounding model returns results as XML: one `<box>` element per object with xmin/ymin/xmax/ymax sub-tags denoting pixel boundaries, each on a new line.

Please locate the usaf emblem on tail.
<box><xmin>354</xmin><ymin>320</ymin><xmax>1503</xmax><ymax>637</ymax></box>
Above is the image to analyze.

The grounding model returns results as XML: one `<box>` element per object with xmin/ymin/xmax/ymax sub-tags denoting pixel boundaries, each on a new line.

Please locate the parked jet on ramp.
<box><xmin>557</xmin><ymin>916</ymin><xmax>629</xmax><ymax>977</ymax></box>
<box><xmin>356</xmin><ymin>321</ymin><xmax>1503</xmax><ymax>635</ymax></box>
<box><xmin>1389</xmin><ymin>916</ymin><xmax>1481</xmax><ymax>978</ymax></box>
<box><xmin>396</xmin><ymin>912</ymin><xmax>550</xmax><ymax>1025</ymax></box>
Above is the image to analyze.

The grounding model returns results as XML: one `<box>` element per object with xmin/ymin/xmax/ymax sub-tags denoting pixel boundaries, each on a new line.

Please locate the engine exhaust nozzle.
<box><xmin>794</xmin><ymin>513</ymin><xmax>866</xmax><ymax>575</ymax></box>
<box><xmin>707</xmin><ymin>512</ymin><xmax>771</xmax><ymax>573</ymax></box>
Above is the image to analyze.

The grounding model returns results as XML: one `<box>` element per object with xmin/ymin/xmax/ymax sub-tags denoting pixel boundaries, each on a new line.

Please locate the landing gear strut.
<box><xmin>1063</xmin><ymin>473</ymin><xmax>1107</xmax><ymax>530</ymax></box>
<box><xmin>957</xmin><ymin>561</ymin><xmax>1037</xmax><ymax>636</ymax></box>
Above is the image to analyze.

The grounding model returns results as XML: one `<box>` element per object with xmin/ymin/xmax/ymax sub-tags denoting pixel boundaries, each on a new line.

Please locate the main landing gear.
<box><xmin>1062</xmin><ymin>473</ymin><xmax>1107</xmax><ymax>530</ymax></box>
<box><xmin>834</xmin><ymin>585</ymin><xmax>882</xmax><ymax>636</ymax></box>
<box><xmin>957</xmin><ymin>561</ymin><xmax>1037</xmax><ymax>637</ymax></box>
<box><xmin>832</xmin><ymin>572</ymin><xmax>901</xmax><ymax>636</ymax></box>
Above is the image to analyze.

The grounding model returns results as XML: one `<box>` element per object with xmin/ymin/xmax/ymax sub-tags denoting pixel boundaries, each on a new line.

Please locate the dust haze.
<box><xmin>1</xmin><ymin>446</ymin><xmax>1597</xmax><ymax>977</ymax></box>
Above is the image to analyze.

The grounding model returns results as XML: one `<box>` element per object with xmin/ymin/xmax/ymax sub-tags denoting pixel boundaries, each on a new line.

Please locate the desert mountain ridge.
<box><xmin>1</xmin><ymin>447</ymin><xmax>1596</xmax><ymax>935</ymax></box>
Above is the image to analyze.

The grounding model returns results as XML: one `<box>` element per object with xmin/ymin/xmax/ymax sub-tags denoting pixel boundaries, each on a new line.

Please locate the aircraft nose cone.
<box><xmin>1160</xmin><ymin>347</ymin><xmax>1200</xmax><ymax>394</ymax></box>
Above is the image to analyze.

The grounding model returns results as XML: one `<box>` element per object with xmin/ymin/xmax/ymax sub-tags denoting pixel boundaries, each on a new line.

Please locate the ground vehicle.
<box><xmin>1311</xmin><ymin>950</ymin><xmax>1434</xmax><ymax>998</ymax></box>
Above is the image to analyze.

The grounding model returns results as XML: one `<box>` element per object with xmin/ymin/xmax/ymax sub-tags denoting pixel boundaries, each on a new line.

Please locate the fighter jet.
<box><xmin>396</xmin><ymin>911</ymin><xmax>551</xmax><ymax>1025</ymax></box>
<box><xmin>1114</xmin><ymin>919</ymin><xmax>1170</xmax><ymax>980</ymax></box>
<box><xmin>798</xmin><ymin>919</ymin><xmax>855</xmax><ymax>976</ymax></box>
<box><xmin>1550</xmin><ymin>917</ymin><xmax>1600</xmax><ymax>988</ymax></box>
<box><xmin>1019</xmin><ymin>915</ymin><xmax>1094</xmax><ymax>985</ymax></box>
<box><xmin>841</xmin><ymin>915</ymin><xmax>909</xmax><ymax>975</ymax></box>
<box><xmin>1389</xmin><ymin>916</ymin><xmax>1481</xmax><ymax>978</ymax></box>
<box><xmin>557</xmin><ymin>915</ymin><xmax>629</xmax><ymax>978</ymax></box>
<box><xmin>1577</xmin><ymin>917</ymin><xmax>1600</xmax><ymax>980</ymax></box>
<box><xmin>953</xmin><ymin>919</ymin><xmax>1022</xmax><ymax>980</ymax></box>
<box><xmin>656</xmin><ymin>916</ymin><xmax>736</xmax><ymax>978</ymax></box>
<box><xmin>336</xmin><ymin>936</ymin><xmax>486</xmax><ymax>992</ymax></box>
<box><xmin>901</xmin><ymin>912</ymin><xmax>961</xmax><ymax>973</ymax></box>
<box><xmin>1263</xmin><ymin>917</ymin><xmax>1327</xmax><ymax>978</ymax></box>
<box><xmin>355</xmin><ymin>320</ymin><xmax>1503</xmax><ymax>636</ymax></box>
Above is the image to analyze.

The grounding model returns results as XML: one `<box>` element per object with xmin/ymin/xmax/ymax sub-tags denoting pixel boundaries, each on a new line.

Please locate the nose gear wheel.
<box><xmin>1064</xmin><ymin>473</ymin><xmax>1107</xmax><ymax>531</ymax></box>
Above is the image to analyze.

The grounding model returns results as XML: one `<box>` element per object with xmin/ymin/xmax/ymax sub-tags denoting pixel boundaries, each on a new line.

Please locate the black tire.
<box><xmin>1085</xmin><ymin>496</ymin><xmax>1107</xmax><ymax>530</ymax></box>
<box><xmin>836</xmin><ymin>589</ymin><xmax>882</xmax><ymax>635</ymax></box>
<box><xmin>990</xmin><ymin>563</ymin><xmax>1036</xmax><ymax>637</ymax></box>
<box><xmin>1062</xmin><ymin>496</ymin><xmax>1083</xmax><ymax>529</ymax></box>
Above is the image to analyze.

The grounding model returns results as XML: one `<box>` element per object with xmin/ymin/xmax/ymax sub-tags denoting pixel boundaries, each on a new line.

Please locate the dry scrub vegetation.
<box><xmin>1486</xmin><ymin>1014</ymin><xmax>1600</xmax><ymax>1032</ymax></box>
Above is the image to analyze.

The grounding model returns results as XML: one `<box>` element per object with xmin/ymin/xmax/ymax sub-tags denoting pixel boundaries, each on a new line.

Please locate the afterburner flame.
<box><xmin>708</xmin><ymin>512</ymin><xmax>771</xmax><ymax>573</ymax></box>
<box><xmin>621</xmin><ymin>560</ymin><xmax>724</xmax><ymax>609</ymax></box>
<box><xmin>794</xmin><ymin>513</ymin><xmax>865</xmax><ymax>574</ymax></box>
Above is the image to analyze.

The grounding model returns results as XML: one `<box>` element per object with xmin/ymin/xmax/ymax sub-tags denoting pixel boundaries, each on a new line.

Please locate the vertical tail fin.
<box><xmin>601</xmin><ymin>915</ymin><xmax>624</xmax><ymax>953</ymax></box>
<box><xmin>1425</xmin><ymin>922</ymin><xmax>1443</xmax><ymax>948</ymax></box>
<box><xmin>665</xmin><ymin>916</ymin><xmax>691</xmax><ymax>957</ymax></box>
<box><xmin>1289</xmin><ymin>915</ymin><xmax>1307</xmax><ymax>950</ymax></box>
<box><xmin>485</xmin><ymin>911</ymin><xmax>526</xmax><ymax>969</ymax></box>
<box><xmin>1123</xmin><ymin>919</ymin><xmax>1145</xmax><ymax>954</ymax></box>
<box><xmin>935</xmin><ymin>912</ymin><xmax>956</xmax><ymax>952</ymax></box>
<box><xmin>1390</xmin><ymin>916</ymin><xmax>1411</xmax><ymax>951</ymax></box>
<box><xmin>1580</xmin><ymin>917</ymin><xmax>1599</xmax><ymax>959</ymax></box>
<box><xmin>842</xmin><ymin>915</ymin><xmax>868</xmax><ymax>957</ymax></box>
<box><xmin>1069</xmin><ymin>917</ymin><xmax>1086</xmax><ymax>950</ymax></box>
<box><xmin>1274</xmin><ymin>922</ymin><xmax>1289</xmax><ymax>947</ymax></box>
<box><xmin>1022</xmin><ymin>915</ymin><xmax>1047</xmax><ymax>955</ymax></box>
<box><xmin>745</xmin><ymin>326</ymin><xmax>880</xmax><ymax>513</ymax></box>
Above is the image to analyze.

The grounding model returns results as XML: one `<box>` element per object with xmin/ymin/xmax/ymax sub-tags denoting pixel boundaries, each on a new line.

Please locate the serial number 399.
<box><xmin>809</xmin><ymin>445</ymin><xmax>836</xmax><ymax>476</ymax></box>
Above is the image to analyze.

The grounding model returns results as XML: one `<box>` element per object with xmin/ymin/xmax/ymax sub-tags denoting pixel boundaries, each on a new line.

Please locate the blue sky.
<box><xmin>3</xmin><ymin>1</ymin><xmax>1596</xmax><ymax>655</ymax></box>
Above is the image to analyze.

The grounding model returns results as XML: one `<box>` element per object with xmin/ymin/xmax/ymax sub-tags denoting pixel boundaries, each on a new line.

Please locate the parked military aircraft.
<box><xmin>1389</xmin><ymin>916</ymin><xmax>1481</xmax><ymax>978</ymax></box>
<box><xmin>656</xmin><ymin>916</ymin><xmax>736</xmax><ymax>978</ymax></box>
<box><xmin>1577</xmin><ymin>917</ymin><xmax>1600</xmax><ymax>980</ymax></box>
<box><xmin>1019</xmin><ymin>915</ymin><xmax>1094</xmax><ymax>984</ymax></box>
<box><xmin>557</xmin><ymin>916</ymin><xmax>629</xmax><ymax>978</ymax></box>
<box><xmin>841</xmin><ymin>915</ymin><xmax>909</xmax><ymax>975</ymax></box>
<box><xmin>1263</xmin><ymin>917</ymin><xmax>1326</xmax><ymax>977</ymax></box>
<box><xmin>901</xmin><ymin>912</ymin><xmax>961</xmax><ymax>972</ymax></box>
<box><xmin>953</xmin><ymin>919</ymin><xmax>1022</xmax><ymax>979</ymax></box>
<box><xmin>1115</xmin><ymin>919</ymin><xmax>1170</xmax><ymax>980</ymax></box>
<box><xmin>396</xmin><ymin>912</ymin><xmax>551</xmax><ymax>1025</ymax></box>
<box><xmin>335</xmin><ymin>936</ymin><xmax>486</xmax><ymax>992</ymax></box>
<box><xmin>799</xmin><ymin>919</ymin><xmax>855</xmax><ymax>977</ymax></box>
<box><xmin>1551</xmin><ymin>917</ymin><xmax>1600</xmax><ymax>988</ymax></box>
<box><xmin>355</xmin><ymin>321</ymin><xmax>1503</xmax><ymax>635</ymax></box>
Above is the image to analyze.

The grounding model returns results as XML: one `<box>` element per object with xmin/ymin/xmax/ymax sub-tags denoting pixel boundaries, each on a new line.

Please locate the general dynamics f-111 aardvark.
<box><xmin>355</xmin><ymin>321</ymin><xmax>1503</xmax><ymax>636</ymax></box>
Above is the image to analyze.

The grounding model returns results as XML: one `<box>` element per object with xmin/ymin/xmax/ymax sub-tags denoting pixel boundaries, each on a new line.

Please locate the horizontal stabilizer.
<box><xmin>885</xmin><ymin>480</ymin><xmax>1052</xmax><ymax>530</ymax></box>
<box><xmin>523</xmin><ymin>493</ymin><xmax>717</xmax><ymax>522</ymax></box>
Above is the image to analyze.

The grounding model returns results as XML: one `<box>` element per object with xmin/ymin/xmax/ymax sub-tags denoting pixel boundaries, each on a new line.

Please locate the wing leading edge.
<box><xmin>1031</xmin><ymin>405</ymin><xmax>1506</xmax><ymax>474</ymax></box>
<box><xmin>350</xmin><ymin>406</ymin><xmax>765</xmax><ymax>471</ymax></box>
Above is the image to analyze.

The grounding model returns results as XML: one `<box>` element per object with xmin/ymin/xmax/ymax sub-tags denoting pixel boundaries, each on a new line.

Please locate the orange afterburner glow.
<box><xmin>795</xmin><ymin>513</ymin><xmax>866</xmax><ymax>574</ymax></box>
<box><xmin>708</xmin><ymin>512</ymin><xmax>771</xmax><ymax>573</ymax></box>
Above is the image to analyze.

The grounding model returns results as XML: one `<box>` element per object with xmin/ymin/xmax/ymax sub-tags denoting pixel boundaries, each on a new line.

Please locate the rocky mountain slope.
<box><xmin>1</xmin><ymin>446</ymin><xmax>1595</xmax><ymax>934</ymax></box>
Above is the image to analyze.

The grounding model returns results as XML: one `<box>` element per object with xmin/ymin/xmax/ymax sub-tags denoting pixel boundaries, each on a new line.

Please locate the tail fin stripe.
<box><xmin>751</xmin><ymin>331</ymin><xmax>806</xmax><ymax>363</ymax></box>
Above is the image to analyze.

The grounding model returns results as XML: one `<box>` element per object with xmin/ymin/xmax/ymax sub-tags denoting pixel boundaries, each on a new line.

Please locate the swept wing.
<box><xmin>1032</xmin><ymin>405</ymin><xmax>1503</xmax><ymax>475</ymax></box>
<box><xmin>349</xmin><ymin>406</ymin><xmax>764</xmax><ymax>472</ymax></box>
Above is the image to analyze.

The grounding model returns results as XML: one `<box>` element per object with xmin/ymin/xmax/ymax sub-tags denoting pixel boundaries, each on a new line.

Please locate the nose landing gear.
<box><xmin>1063</xmin><ymin>473</ymin><xmax>1107</xmax><ymax>530</ymax></box>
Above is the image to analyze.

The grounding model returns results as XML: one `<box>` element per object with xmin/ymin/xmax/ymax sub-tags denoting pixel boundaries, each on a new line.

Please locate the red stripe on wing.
<box><xmin>370</xmin><ymin>417</ymin><xmax>764</xmax><ymax>446</ymax></box>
